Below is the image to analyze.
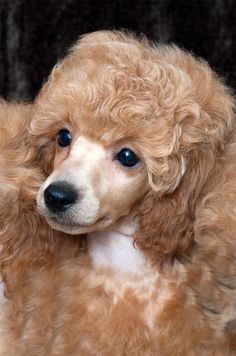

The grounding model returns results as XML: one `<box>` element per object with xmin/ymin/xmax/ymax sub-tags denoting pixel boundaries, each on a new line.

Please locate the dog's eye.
<box><xmin>116</xmin><ymin>148</ymin><xmax>140</xmax><ymax>168</ymax></box>
<box><xmin>57</xmin><ymin>129</ymin><xmax>72</xmax><ymax>147</ymax></box>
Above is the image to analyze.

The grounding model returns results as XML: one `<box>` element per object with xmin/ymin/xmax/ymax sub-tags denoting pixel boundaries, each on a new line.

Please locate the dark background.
<box><xmin>0</xmin><ymin>0</ymin><xmax>235</xmax><ymax>101</ymax></box>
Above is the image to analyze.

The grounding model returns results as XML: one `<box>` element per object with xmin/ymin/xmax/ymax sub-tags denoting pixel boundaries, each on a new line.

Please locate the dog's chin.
<box><xmin>43</xmin><ymin>214</ymin><xmax>113</xmax><ymax>235</ymax></box>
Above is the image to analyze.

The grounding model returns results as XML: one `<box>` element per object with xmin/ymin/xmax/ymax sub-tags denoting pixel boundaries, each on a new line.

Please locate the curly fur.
<box><xmin>0</xmin><ymin>31</ymin><xmax>236</xmax><ymax>355</ymax></box>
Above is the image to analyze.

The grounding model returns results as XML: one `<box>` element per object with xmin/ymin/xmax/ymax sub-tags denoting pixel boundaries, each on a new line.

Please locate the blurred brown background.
<box><xmin>0</xmin><ymin>0</ymin><xmax>235</xmax><ymax>101</ymax></box>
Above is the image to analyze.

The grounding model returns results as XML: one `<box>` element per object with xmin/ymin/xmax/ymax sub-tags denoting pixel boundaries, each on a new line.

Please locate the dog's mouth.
<box><xmin>45</xmin><ymin>214</ymin><xmax>112</xmax><ymax>235</ymax></box>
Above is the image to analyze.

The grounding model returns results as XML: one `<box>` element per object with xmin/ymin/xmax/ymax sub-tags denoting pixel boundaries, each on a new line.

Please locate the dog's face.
<box><xmin>37</xmin><ymin>127</ymin><xmax>149</xmax><ymax>234</ymax></box>
<box><xmin>32</xmin><ymin>31</ymin><xmax>233</xmax><ymax>240</ymax></box>
<box><xmin>33</xmin><ymin>33</ymin><xmax>198</xmax><ymax>235</ymax></box>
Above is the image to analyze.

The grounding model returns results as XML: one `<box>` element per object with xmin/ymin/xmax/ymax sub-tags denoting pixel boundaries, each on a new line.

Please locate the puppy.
<box><xmin>1</xmin><ymin>31</ymin><xmax>236</xmax><ymax>355</ymax></box>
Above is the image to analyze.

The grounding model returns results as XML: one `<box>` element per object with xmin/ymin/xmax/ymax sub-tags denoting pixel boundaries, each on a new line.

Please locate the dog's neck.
<box><xmin>87</xmin><ymin>216</ymin><xmax>150</xmax><ymax>277</ymax></box>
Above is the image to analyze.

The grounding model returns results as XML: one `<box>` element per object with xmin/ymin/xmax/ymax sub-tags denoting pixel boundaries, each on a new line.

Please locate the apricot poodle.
<box><xmin>0</xmin><ymin>31</ymin><xmax>236</xmax><ymax>355</ymax></box>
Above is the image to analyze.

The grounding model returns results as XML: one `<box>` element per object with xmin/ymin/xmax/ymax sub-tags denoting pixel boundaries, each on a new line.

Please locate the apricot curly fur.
<box><xmin>0</xmin><ymin>31</ymin><xmax>236</xmax><ymax>355</ymax></box>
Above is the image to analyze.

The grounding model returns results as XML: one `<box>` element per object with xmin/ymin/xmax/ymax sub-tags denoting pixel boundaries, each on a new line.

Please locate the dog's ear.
<box><xmin>135</xmin><ymin>148</ymin><xmax>215</xmax><ymax>263</ymax></box>
<box><xmin>135</xmin><ymin>62</ymin><xmax>235</xmax><ymax>264</ymax></box>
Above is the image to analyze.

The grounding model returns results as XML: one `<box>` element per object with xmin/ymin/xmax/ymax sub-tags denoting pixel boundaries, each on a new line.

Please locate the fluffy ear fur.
<box><xmin>135</xmin><ymin>55</ymin><xmax>235</xmax><ymax>264</ymax></box>
<box><xmin>0</xmin><ymin>103</ymin><xmax>61</xmax><ymax>290</ymax></box>
<box><xmin>0</xmin><ymin>102</ymin><xmax>42</xmax><ymax>287</ymax></box>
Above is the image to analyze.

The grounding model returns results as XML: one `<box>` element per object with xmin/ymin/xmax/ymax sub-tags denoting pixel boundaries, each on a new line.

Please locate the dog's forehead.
<box><xmin>75</xmin><ymin>118</ymin><xmax>138</xmax><ymax>147</ymax></box>
<box><xmin>65</xmin><ymin>88</ymin><xmax>161</xmax><ymax>142</ymax></box>
<box><xmin>42</xmin><ymin>52</ymin><xmax>180</xmax><ymax>146</ymax></box>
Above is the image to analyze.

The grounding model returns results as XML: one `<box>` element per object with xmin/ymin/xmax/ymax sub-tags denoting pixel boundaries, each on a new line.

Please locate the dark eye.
<box><xmin>116</xmin><ymin>148</ymin><xmax>140</xmax><ymax>168</ymax></box>
<box><xmin>57</xmin><ymin>129</ymin><xmax>72</xmax><ymax>147</ymax></box>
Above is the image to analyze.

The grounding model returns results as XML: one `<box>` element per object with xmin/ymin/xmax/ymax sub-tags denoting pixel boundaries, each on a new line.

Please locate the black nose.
<box><xmin>44</xmin><ymin>182</ymin><xmax>78</xmax><ymax>212</ymax></box>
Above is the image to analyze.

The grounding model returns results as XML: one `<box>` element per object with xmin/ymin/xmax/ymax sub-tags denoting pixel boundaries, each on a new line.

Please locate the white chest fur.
<box><xmin>87</xmin><ymin>227</ymin><xmax>171</xmax><ymax>331</ymax></box>
<box><xmin>87</xmin><ymin>229</ymin><xmax>150</xmax><ymax>277</ymax></box>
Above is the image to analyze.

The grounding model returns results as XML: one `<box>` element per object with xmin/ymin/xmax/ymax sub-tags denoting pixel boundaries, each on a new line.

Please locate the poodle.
<box><xmin>0</xmin><ymin>31</ymin><xmax>236</xmax><ymax>355</ymax></box>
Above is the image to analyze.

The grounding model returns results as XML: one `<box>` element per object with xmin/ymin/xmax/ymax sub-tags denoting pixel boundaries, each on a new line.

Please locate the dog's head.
<box><xmin>31</xmin><ymin>31</ymin><xmax>234</xmax><ymax>260</ymax></box>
